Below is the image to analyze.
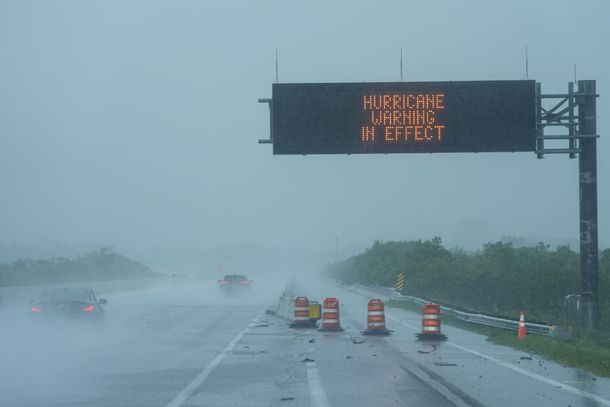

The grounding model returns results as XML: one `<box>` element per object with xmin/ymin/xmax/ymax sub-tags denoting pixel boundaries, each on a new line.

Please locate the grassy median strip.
<box><xmin>388</xmin><ymin>299</ymin><xmax>610</xmax><ymax>378</ymax></box>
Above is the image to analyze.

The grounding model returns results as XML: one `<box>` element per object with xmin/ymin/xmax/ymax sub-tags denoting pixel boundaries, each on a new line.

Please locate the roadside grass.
<box><xmin>387</xmin><ymin>299</ymin><xmax>610</xmax><ymax>378</ymax></box>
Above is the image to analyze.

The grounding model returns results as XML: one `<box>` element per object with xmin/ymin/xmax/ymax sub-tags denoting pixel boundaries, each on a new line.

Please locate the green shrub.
<box><xmin>327</xmin><ymin>238</ymin><xmax>609</xmax><ymax>331</ymax></box>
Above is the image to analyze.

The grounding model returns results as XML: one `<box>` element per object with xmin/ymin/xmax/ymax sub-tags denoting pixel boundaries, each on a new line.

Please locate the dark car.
<box><xmin>30</xmin><ymin>287</ymin><xmax>107</xmax><ymax>322</ymax></box>
<box><xmin>218</xmin><ymin>274</ymin><xmax>252</xmax><ymax>289</ymax></box>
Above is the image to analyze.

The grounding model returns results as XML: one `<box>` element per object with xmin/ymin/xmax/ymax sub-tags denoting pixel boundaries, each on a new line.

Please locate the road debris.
<box><xmin>350</xmin><ymin>336</ymin><xmax>367</xmax><ymax>344</ymax></box>
<box><xmin>301</xmin><ymin>358</ymin><xmax>314</xmax><ymax>362</ymax></box>
<box><xmin>417</xmin><ymin>345</ymin><xmax>438</xmax><ymax>354</ymax></box>
<box><xmin>434</xmin><ymin>362</ymin><xmax>458</xmax><ymax>367</ymax></box>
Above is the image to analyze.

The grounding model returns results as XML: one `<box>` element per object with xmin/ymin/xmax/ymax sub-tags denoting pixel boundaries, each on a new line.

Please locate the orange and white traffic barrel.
<box><xmin>416</xmin><ymin>303</ymin><xmax>447</xmax><ymax>340</ymax></box>
<box><xmin>363</xmin><ymin>299</ymin><xmax>391</xmax><ymax>335</ymax></box>
<box><xmin>290</xmin><ymin>296</ymin><xmax>315</xmax><ymax>328</ymax></box>
<box><xmin>319</xmin><ymin>297</ymin><xmax>343</xmax><ymax>331</ymax></box>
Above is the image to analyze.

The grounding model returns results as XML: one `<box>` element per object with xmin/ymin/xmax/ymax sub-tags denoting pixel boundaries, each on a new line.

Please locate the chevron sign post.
<box><xmin>396</xmin><ymin>273</ymin><xmax>405</xmax><ymax>294</ymax></box>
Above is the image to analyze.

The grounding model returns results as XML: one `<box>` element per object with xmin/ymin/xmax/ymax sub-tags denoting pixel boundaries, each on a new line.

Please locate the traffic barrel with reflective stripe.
<box><xmin>363</xmin><ymin>299</ymin><xmax>391</xmax><ymax>335</ymax></box>
<box><xmin>416</xmin><ymin>303</ymin><xmax>447</xmax><ymax>340</ymax></box>
<box><xmin>290</xmin><ymin>296</ymin><xmax>316</xmax><ymax>328</ymax></box>
<box><xmin>517</xmin><ymin>311</ymin><xmax>527</xmax><ymax>339</ymax></box>
<box><xmin>319</xmin><ymin>297</ymin><xmax>343</xmax><ymax>331</ymax></box>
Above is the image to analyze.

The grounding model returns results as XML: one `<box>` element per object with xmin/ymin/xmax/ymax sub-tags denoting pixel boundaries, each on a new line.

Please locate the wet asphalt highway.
<box><xmin>1</xmin><ymin>276</ymin><xmax>610</xmax><ymax>407</ymax></box>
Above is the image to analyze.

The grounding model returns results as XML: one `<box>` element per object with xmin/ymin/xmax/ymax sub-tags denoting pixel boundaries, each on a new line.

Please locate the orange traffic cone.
<box><xmin>517</xmin><ymin>311</ymin><xmax>527</xmax><ymax>339</ymax></box>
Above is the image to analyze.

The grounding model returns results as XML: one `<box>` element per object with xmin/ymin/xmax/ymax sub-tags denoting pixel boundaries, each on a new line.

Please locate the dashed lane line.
<box><xmin>165</xmin><ymin>313</ymin><xmax>262</xmax><ymax>407</ymax></box>
<box><xmin>306</xmin><ymin>361</ymin><xmax>331</xmax><ymax>407</ymax></box>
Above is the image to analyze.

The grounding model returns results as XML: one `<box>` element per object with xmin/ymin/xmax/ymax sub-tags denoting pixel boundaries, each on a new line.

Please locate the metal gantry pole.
<box><xmin>535</xmin><ymin>83</ymin><xmax>543</xmax><ymax>159</ymax></box>
<box><xmin>577</xmin><ymin>80</ymin><xmax>599</xmax><ymax>331</ymax></box>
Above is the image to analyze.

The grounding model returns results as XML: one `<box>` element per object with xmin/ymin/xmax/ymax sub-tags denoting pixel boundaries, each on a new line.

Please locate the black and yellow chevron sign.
<box><xmin>396</xmin><ymin>272</ymin><xmax>405</xmax><ymax>293</ymax></box>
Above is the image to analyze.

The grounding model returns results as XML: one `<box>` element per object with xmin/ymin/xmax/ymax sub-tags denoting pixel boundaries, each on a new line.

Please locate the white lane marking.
<box><xmin>386</xmin><ymin>313</ymin><xmax>418</xmax><ymax>330</ymax></box>
<box><xmin>386</xmin><ymin>312</ymin><xmax>610</xmax><ymax>407</ymax></box>
<box><xmin>447</xmin><ymin>342</ymin><xmax>610</xmax><ymax>406</ymax></box>
<box><xmin>345</xmin><ymin>312</ymin><xmax>470</xmax><ymax>407</ymax></box>
<box><xmin>165</xmin><ymin>314</ymin><xmax>260</xmax><ymax>407</ymax></box>
<box><xmin>306</xmin><ymin>361</ymin><xmax>331</xmax><ymax>407</ymax></box>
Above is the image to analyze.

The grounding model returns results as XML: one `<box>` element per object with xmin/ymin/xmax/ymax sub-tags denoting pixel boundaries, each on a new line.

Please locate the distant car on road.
<box><xmin>30</xmin><ymin>287</ymin><xmax>107</xmax><ymax>322</ymax></box>
<box><xmin>218</xmin><ymin>274</ymin><xmax>252</xmax><ymax>290</ymax></box>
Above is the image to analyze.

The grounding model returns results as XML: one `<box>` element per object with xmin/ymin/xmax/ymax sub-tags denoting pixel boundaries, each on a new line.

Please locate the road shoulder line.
<box><xmin>386</xmin><ymin>312</ymin><xmax>610</xmax><ymax>407</ymax></box>
<box><xmin>343</xmin><ymin>310</ymin><xmax>475</xmax><ymax>407</ymax></box>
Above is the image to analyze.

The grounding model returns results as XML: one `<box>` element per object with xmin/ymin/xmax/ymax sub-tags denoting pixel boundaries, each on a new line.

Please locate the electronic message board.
<box><xmin>271</xmin><ymin>80</ymin><xmax>536</xmax><ymax>155</ymax></box>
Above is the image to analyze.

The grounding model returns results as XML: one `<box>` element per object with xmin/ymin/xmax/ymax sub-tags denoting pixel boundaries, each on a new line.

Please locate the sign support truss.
<box><xmin>536</xmin><ymin>81</ymin><xmax>598</xmax><ymax>158</ymax></box>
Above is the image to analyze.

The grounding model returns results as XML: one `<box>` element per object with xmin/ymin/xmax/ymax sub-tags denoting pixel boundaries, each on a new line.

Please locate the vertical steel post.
<box><xmin>577</xmin><ymin>80</ymin><xmax>599</xmax><ymax>331</ymax></box>
<box><xmin>535</xmin><ymin>83</ymin><xmax>543</xmax><ymax>159</ymax></box>
<box><xmin>568</xmin><ymin>82</ymin><xmax>576</xmax><ymax>159</ymax></box>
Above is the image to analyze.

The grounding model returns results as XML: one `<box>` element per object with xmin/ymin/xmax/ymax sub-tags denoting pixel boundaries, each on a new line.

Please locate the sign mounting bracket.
<box><xmin>258</xmin><ymin>98</ymin><xmax>273</xmax><ymax>144</ymax></box>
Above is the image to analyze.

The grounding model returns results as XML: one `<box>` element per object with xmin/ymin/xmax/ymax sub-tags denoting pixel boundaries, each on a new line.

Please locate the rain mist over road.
<box><xmin>0</xmin><ymin>263</ymin><xmax>290</xmax><ymax>407</ymax></box>
<box><xmin>0</xmin><ymin>0</ymin><xmax>608</xmax><ymax>261</ymax></box>
<box><xmin>1</xmin><ymin>1</ymin><xmax>610</xmax><ymax>406</ymax></box>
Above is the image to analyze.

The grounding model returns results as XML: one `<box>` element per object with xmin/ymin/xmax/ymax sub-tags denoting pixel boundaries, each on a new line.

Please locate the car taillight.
<box><xmin>240</xmin><ymin>280</ymin><xmax>250</xmax><ymax>285</ymax></box>
<box><xmin>31</xmin><ymin>306</ymin><xmax>41</xmax><ymax>313</ymax></box>
<box><xmin>219</xmin><ymin>280</ymin><xmax>230</xmax><ymax>285</ymax></box>
<box><xmin>82</xmin><ymin>305</ymin><xmax>95</xmax><ymax>312</ymax></box>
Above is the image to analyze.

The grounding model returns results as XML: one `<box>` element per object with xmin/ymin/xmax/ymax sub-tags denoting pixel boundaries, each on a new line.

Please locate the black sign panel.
<box><xmin>271</xmin><ymin>80</ymin><xmax>536</xmax><ymax>155</ymax></box>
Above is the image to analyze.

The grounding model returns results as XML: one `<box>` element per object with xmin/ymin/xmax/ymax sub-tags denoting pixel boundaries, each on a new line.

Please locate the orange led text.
<box><xmin>361</xmin><ymin>93</ymin><xmax>446</xmax><ymax>144</ymax></box>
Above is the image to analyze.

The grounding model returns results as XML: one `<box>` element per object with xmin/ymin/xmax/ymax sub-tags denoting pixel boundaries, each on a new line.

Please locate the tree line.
<box><xmin>0</xmin><ymin>247</ymin><xmax>155</xmax><ymax>286</ymax></box>
<box><xmin>326</xmin><ymin>238</ymin><xmax>610</xmax><ymax>328</ymax></box>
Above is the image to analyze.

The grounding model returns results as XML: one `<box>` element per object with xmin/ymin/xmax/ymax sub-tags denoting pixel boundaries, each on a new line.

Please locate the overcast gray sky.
<box><xmin>0</xmin><ymin>0</ymin><xmax>608</xmax><ymax>261</ymax></box>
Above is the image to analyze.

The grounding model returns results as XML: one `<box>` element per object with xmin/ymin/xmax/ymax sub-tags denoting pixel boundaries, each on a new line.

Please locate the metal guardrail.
<box><xmin>348</xmin><ymin>284</ymin><xmax>554</xmax><ymax>336</ymax></box>
<box><xmin>451</xmin><ymin>309</ymin><xmax>552</xmax><ymax>336</ymax></box>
